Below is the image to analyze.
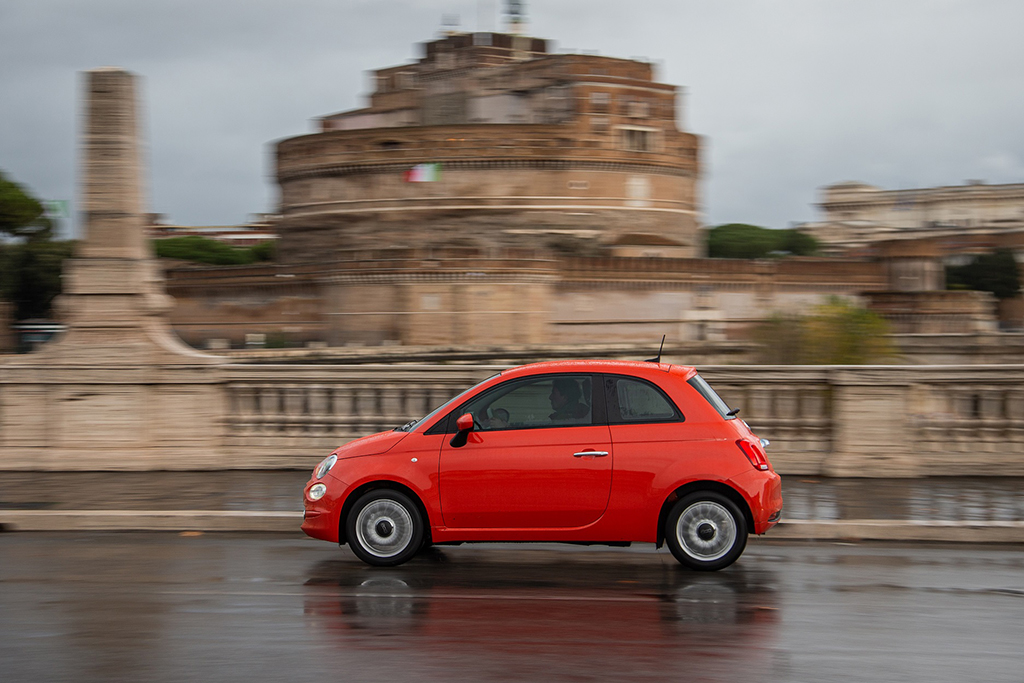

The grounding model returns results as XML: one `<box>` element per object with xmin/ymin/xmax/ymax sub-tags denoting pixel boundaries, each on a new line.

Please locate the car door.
<box><xmin>602</xmin><ymin>373</ymin><xmax>701</xmax><ymax>496</ymax></box>
<box><xmin>438</xmin><ymin>373</ymin><xmax>612</xmax><ymax>530</ymax></box>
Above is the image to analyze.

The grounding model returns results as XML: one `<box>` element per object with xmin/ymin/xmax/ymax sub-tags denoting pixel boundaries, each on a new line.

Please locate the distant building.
<box><xmin>274</xmin><ymin>31</ymin><xmax>702</xmax><ymax>261</ymax></box>
<box><xmin>146</xmin><ymin>213</ymin><xmax>279</xmax><ymax>247</ymax></box>
<box><xmin>801</xmin><ymin>180</ymin><xmax>1024</xmax><ymax>254</ymax></box>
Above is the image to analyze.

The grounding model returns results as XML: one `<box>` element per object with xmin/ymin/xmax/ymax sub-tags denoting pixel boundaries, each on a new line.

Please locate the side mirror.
<box><xmin>450</xmin><ymin>413</ymin><xmax>474</xmax><ymax>448</ymax></box>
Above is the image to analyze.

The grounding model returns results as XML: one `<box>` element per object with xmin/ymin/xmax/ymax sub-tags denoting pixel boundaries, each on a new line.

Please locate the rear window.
<box><xmin>687</xmin><ymin>374</ymin><xmax>735</xmax><ymax>419</ymax></box>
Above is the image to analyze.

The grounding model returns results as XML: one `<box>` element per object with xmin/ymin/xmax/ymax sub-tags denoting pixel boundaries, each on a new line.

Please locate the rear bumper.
<box><xmin>752</xmin><ymin>472</ymin><xmax>783</xmax><ymax>534</ymax></box>
<box><xmin>732</xmin><ymin>469</ymin><xmax>783</xmax><ymax>535</ymax></box>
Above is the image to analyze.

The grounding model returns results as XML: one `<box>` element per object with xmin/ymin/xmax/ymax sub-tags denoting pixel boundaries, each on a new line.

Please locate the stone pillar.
<box><xmin>824</xmin><ymin>369</ymin><xmax>918</xmax><ymax>477</ymax></box>
<box><xmin>0</xmin><ymin>68</ymin><xmax>227</xmax><ymax>470</ymax></box>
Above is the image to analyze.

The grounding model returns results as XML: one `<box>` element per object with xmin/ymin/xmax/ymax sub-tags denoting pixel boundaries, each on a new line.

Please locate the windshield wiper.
<box><xmin>394</xmin><ymin>420</ymin><xmax>417</xmax><ymax>432</ymax></box>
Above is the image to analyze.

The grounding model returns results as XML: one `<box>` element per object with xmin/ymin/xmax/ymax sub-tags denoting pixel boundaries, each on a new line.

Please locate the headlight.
<box><xmin>307</xmin><ymin>483</ymin><xmax>327</xmax><ymax>501</ymax></box>
<box><xmin>314</xmin><ymin>454</ymin><xmax>337</xmax><ymax>479</ymax></box>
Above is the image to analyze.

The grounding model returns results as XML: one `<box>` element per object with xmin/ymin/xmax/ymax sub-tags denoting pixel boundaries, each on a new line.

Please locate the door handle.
<box><xmin>573</xmin><ymin>450</ymin><xmax>609</xmax><ymax>457</ymax></box>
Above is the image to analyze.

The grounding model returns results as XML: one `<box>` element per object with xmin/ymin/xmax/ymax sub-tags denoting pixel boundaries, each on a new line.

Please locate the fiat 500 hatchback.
<box><xmin>302</xmin><ymin>360</ymin><xmax>782</xmax><ymax>570</ymax></box>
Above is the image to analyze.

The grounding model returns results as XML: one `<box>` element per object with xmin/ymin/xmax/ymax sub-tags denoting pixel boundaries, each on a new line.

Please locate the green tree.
<box><xmin>750</xmin><ymin>298</ymin><xmax>896</xmax><ymax>364</ymax></box>
<box><xmin>0</xmin><ymin>171</ymin><xmax>52</xmax><ymax>241</ymax></box>
<box><xmin>780</xmin><ymin>229</ymin><xmax>819</xmax><ymax>256</ymax></box>
<box><xmin>706</xmin><ymin>223</ymin><xmax>819</xmax><ymax>259</ymax></box>
<box><xmin>153</xmin><ymin>235</ymin><xmax>275</xmax><ymax>266</ymax></box>
<box><xmin>0</xmin><ymin>171</ymin><xmax>71</xmax><ymax>320</ymax></box>
<box><xmin>707</xmin><ymin>223</ymin><xmax>776</xmax><ymax>259</ymax></box>
<box><xmin>946</xmin><ymin>249</ymin><xmax>1020</xmax><ymax>300</ymax></box>
<box><xmin>0</xmin><ymin>240</ymin><xmax>76</xmax><ymax>320</ymax></box>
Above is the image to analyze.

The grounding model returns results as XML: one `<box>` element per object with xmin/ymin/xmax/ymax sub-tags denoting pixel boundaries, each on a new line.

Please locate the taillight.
<box><xmin>737</xmin><ymin>439</ymin><xmax>771</xmax><ymax>471</ymax></box>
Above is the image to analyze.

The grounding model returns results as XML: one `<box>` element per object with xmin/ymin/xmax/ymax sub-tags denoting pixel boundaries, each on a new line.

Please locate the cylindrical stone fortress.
<box><xmin>274</xmin><ymin>32</ymin><xmax>702</xmax><ymax>261</ymax></box>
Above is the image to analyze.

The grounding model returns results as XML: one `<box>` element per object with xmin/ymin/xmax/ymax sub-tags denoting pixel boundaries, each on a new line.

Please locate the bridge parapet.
<box><xmin>2</xmin><ymin>362</ymin><xmax>1022</xmax><ymax>474</ymax></box>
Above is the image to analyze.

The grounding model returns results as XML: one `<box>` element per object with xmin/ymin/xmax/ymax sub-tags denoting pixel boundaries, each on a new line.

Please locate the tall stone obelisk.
<box><xmin>51</xmin><ymin>67</ymin><xmax>214</xmax><ymax>363</ymax></box>
<box><xmin>0</xmin><ymin>68</ymin><xmax>224</xmax><ymax>470</ymax></box>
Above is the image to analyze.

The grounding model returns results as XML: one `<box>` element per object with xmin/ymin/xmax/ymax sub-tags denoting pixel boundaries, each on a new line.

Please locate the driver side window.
<box><xmin>460</xmin><ymin>375</ymin><xmax>593</xmax><ymax>431</ymax></box>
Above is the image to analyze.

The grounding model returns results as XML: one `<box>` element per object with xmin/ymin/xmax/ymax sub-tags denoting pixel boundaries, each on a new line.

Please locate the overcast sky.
<box><xmin>2</xmin><ymin>0</ymin><xmax>1022</xmax><ymax>238</ymax></box>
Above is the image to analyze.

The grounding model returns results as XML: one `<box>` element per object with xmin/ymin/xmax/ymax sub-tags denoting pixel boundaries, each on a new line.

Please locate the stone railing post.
<box><xmin>825</xmin><ymin>368</ymin><xmax>917</xmax><ymax>477</ymax></box>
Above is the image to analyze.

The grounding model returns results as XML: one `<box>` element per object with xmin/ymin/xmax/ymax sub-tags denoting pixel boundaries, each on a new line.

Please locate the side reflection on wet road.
<box><xmin>1</xmin><ymin>533</ymin><xmax>1022</xmax><ymax>683</ymax></box>
<box><xmin>303</xmin><ymin>548</ymin><xmax>779</xmax><ymax>681</ymax></box>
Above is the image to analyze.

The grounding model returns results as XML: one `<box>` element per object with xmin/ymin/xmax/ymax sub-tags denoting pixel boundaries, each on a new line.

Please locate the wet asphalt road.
<box><xmin>1</xmin><ymin>533</ymin><xmax>1022</xmax><ymax>683</ymax></box>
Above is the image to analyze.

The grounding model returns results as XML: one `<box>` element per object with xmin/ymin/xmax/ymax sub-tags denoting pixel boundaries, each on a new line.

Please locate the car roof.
<box><xmin>499</xmin><ymin>359</ymin><xmax>697</xmax><ymax>381</ymax></box>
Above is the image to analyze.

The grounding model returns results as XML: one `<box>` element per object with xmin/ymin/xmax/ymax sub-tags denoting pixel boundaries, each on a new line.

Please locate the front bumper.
<box><xmin>301</xmin><ymin>473</ymin><xmax>348</xmax><ymax>543</ymax></box>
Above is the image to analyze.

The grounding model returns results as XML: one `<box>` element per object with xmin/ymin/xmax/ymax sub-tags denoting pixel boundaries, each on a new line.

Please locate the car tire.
<box><xmin>346</xmin><ymin>489</ymin><xmax>424</xmax><ymax>567</ymax></box>
<box><xmin>665</xmin><ymin>491</ymin><xmax>747</xmax><ymax>571</ymax></box>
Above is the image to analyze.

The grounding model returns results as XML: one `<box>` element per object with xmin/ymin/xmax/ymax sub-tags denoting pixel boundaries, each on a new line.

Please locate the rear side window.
<box><xmin>687</xmin><ymin>374</ymin><xmax>735</xmax><ymax>419</ymax></box>
<box><xmin>605</xmin><ymin>375</ymin><xmax>683</xmax><ymax>424</ymax></box>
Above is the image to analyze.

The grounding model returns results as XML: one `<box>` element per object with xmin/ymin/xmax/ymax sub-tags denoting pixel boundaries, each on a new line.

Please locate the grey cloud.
<box><xmin>1</xmin><ymin>0</ymin><xmax>1022</xmax><ymax>236</ymax></box>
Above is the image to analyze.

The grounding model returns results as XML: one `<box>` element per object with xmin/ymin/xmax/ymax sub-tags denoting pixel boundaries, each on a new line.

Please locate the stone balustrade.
<box><xmin>213</xmin><ymin>363</ymin><xmax>1024</xmax><ymax>476</ymax></box>
<box><xmin>699</xmin><ymin>367</ymin><xmax>835</xmax><ymax>475</ymax></box>
<box><xmin>3</xmin><ymin>361</ymin><xmax>1022</xmax><ymax>475</ymax></box>
<box><xmin>221</xmin><ymin>364</ymin><xmax>501</xmax><ymax>467</ymax></box>
<box><xmin>704</xmin><ymin>365</ymin><xmax>1024</xmax><ymax>476</ymax></box>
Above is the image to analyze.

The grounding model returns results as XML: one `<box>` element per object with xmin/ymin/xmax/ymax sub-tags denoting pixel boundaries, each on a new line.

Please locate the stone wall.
<box><xmin>165</xmin><ymin>262</ymin><xmax>327</xmax><ymax>349</ymax></box>
<box><xmin>864</xmin><ymin>291</ymin><xmax>998</xmax><ymax>334</ymax></box>
<box><xmin>164</xmin><ymin>252</ymin><xmax>889</xmax><ymax>348</ymax></box>
<box><xmin>551</xmin><ymin>256</ymin><xmax>888</xmax><ymax>343</ymax></box>
<box><xmin>165</xmin><ymin>248</ymin><xmax>558</xmax><ymax>348</ymax></box>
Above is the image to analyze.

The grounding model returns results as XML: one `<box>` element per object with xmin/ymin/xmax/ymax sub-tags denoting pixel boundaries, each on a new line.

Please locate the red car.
<box><xmin>302</xmin><ymin>360</ymin><xmax>782</xmax><ymax>570</ymax></box>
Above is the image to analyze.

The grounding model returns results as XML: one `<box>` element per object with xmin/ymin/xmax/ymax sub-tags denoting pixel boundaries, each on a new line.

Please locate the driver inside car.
<box><xmin>548</xmin><ymin>377</ymin><xmax>589</xmax><ymax>423</ymax></box>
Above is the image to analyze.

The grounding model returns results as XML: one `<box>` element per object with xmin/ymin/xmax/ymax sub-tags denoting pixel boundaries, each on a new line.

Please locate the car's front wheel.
<box><xmin>346</xmin><ymin>489</ymin><xmax>424</xmax><ymax>567</ymax></box>
<box><xmin>665</xmin><ymin>491</ymin><xmax>747</xmax><ymax>571</ymax></box>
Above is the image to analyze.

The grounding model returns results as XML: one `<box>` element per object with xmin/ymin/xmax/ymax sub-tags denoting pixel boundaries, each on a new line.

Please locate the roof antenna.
<box><xmin>506</xmin><ymin>0</ymin><xmax>525</xmax><ymax>34</ymax></box>
<box><xmin>441</xmin><ymin>14</ymin><xmax>460</xmax><ymax>35</ymax></box>
<box><xmin>645</xmin><ymin>335</ymin><xmax>666</xmax><ymax>363</ymax></box>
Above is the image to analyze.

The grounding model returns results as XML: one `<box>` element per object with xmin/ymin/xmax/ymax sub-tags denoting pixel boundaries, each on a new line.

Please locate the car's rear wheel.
<box><xmin>665</xmin><ymin>491</ymin><xmax>747</xmax><ymax>571</ymax></box>
<box><xmin>346</xmin><ymin>489</ymin><xmax>424</xmax><ymax>567</ymax></box>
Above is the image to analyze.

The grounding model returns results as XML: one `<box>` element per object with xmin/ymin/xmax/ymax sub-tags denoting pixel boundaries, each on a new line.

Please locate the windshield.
<box><xmin>394</xmin><ymin>374</ymin><xmax>499</xmax><ymax>432</ymax></box>
<box><xmin>687</xmin><ymin>374</ymin><xmax>736</xmax><ymax>420</ymax></box>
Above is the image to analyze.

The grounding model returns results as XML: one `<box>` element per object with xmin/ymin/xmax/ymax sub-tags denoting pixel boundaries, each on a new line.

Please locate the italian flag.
<box><xmin>404</xmin><ymin>163</ymin><xmax>441</xmax><ymax>182</ymax></box>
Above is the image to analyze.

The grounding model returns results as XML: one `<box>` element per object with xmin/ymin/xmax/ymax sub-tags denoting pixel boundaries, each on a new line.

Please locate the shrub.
<box><xmin>750</xmin><ymin>298</ymin><xmax>897</xmax><ymax>364</ymax></box>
